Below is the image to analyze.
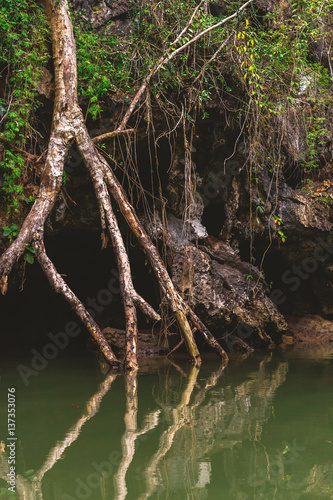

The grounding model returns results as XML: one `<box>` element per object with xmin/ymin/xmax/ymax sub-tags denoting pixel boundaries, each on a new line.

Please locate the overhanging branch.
<box><xmin>93</xmin><ymin>0</ymin><xmax>254</xmax><ymax>143</ymax></box>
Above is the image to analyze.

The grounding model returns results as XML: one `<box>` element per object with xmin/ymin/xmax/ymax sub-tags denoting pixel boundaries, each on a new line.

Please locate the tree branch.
<box><xmin>93</xmin><ymin>0</ymin><xmax>254</xmax><ymax>143</ymax></box>
<box><xmin>91</xmin><ymin>128</ymin><xmax>135</xmax><ymax>144</ymax></box>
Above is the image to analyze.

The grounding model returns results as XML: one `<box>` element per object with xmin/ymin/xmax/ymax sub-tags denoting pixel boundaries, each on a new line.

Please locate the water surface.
<box><xmin>0</xmin><ymin>347</ymin><xmax>333</xmax><ymax>499</ymax></box>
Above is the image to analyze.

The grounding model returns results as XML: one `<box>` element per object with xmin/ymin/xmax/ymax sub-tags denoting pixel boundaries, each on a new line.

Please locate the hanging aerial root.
<box><xmin>0</xmin><ymin>275</ymin><xmax>8</xmax><ymax>295</ymax></box>
<box><xmin>34</xmin><ymin>236</ymin><xmax>120</xmax><ymax>368</ymax></box>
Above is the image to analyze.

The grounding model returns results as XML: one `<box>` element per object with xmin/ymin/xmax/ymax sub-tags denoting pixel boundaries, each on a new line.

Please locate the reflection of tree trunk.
<box><xmin>114</xmin><ymin>372</ymin><xmax>160</xmax><ymax>500</ymax></box>
<box><xmin>114</xmin><ymin>372</ymin><xmax>138</xmax><ymax>500</ymax></box>
<box><xmin>139</xmin><ymin>360</ymin><xmax>288</xmax><ymax>499</ymax></box>
<box><xmin>139</xmin><ymin>364</ymin><xmax>226</xmax><ymax>500</ymax></box>
<box><xmin>0</xmin><ymin>0</ymin><xmax>233</xmax><ymax>370</ymax></box>
<box><xmin>192</xmin><ymin>363</ymin><xmax>227</xmax><ymax>406</ymax></box>
<box><xmin>34</xmin><ymin>372</ymin><xmax>118</xmax><ymax>482</ymax></box>
<box><xmin>0</xmin><ymin>373</ymin><xmax>117</xmax><ymax>499</ymax></box>
<box><xmin>0</xmin><ymin>448</ymin><xmax>40</xmax><ymax>500</ymax></box>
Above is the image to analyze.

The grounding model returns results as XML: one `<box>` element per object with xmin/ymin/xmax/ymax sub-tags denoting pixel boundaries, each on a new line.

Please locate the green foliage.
<box><xmin>24</xmin><ymin>245</ymin><xmax>35</xmax><ymax>264</ymax></box>
<box><xmin>234</xmin><ymin>0</ymin><xmax>333</xmax><ymax>182</ymax></box>
<box><xmin>0</xmin><ymin>487</ymin><xmax>16</xmax><ymax>496</ymax></box>
<box><xmin>2</xmin><ymin>225</ymin><xmax>35</xmax><ymax>263</ymax></box>
<box><xmin>0</xmin><ymin>0</ymin><xmax>49</xmax><ymax>212</ymax></box>
<box><xmin>73</xmin><ymin>23</ymin><xmax>116</xmax><ymax>117</ymax></box>
<box><xmin>273</xmin><ymin>214</ymin><xmax>286</xmax><ymax>243</ymax></box>
<box><xmin>72</xmin><ymin>0</ymin><xmax>234</xmax><ymax>112</ymax></box>
<box><xmin>62</xmin><ymin>171</ymin><xmax>68</xmax><ymax>185</ymax></box>
<box><xmin>2</xmin><ymin>224</ymin><xmax>19</xmax><ymax>243</ymax></box>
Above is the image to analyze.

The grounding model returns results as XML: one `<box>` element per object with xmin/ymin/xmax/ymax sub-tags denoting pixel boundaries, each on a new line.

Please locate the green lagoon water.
<box><xmin>0</xmin><ymin>347</ymin><xmax>333</xmax><ymax>499</ymax></box>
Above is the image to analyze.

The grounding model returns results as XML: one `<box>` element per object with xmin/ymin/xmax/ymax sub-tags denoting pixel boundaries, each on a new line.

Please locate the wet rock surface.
<box><xmin>144</xmin><ymin>212</ymin><xmax>288</xmax><ymax>348</ymax></box>
<box><xmin>284</xmin><ymin>314</ymin><xmax>333</xmax><ymax>343</ymax></box>
<box><xmin>101</xmin><ymin>327</ymin><xmax>168</xmax><ymax>358</ymax></box>
<box><xmin>171</xmin><ymin>240</ymin><xmax>287</xmax><ymax>348</ymax></box>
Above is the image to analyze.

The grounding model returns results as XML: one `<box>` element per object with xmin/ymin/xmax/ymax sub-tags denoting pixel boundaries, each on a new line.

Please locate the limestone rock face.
<box><xmin>37</xmin><ymin>67</ymin><xmax>54</xmax><ymax>99</ymax></box>
<box><xmin>267</xmin><ymin>181</ymin><xmax>333</xmax><ymax>238</ymax></box>
<box><xmin>144</xmin><ymin>213</ymin><xmax>287</xmax><ymax>347</ymax></box>
<box><xmin>171</xmin><ymin>243</ymin><xmax>287</xmax><ymax>348</ymax></box>
<box><xmin>285</xmin><ymin>314</ymin><xmax>333</xmax><ymax>343</ymax></box>
<box><xmin>70</xmin><ymin>0</ymin><xmax>131</xmax><ymax>28</ymax></box>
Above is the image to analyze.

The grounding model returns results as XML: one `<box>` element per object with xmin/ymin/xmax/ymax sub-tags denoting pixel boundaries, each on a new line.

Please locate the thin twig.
<box><xmin>193</xmin><ymin>33</ymin><xmax>233</xmax><ymax>84</ymax></box>
<box><xmin>0</xmin><ymin>95</ymin><xmax>13</xmax><ymax>127</ymax></box>
<box><xmin>62</xmin><ymin>185</ymin><xmax>77</xmax><ymax>205</ymax></box>
<box><xmin>0</xmin><ymin>135</ymin><xmax>43</xmax><ymax>163</ymax></box>
<box><xmin>166</xmin><ymin>338</ymin><xmax>184</xmax><ymax>357</ymax></box>
<box><xmin>170</xmin><ymin>0</ymin><xmax>205</xmax><ymax>48</ymax></box>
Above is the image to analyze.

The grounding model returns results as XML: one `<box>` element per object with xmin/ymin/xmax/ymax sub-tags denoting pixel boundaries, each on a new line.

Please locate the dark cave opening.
<box><xmin>1</xmin><ymin>228</ymin><xmax>160</xmax><ymax>350</ymax></box>
<box><xmin>253</xmin><ymin>238</ymin><xmax>333</xmax><ymax>318</ymax></box>
<box><xmin>3</xmin><ymin>226</ymin><xmax>333</xmax><ymax>355</ymax></box>
<box><xmin>201</xmin><ymin>202</ymin><xmax>225</xmax><ymax>239</ymax></box>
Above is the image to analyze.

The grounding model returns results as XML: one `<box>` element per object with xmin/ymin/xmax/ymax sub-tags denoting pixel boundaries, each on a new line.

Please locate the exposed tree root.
<box><xmin>34</xmin><ymin>235</ymin><xmax>120</xmax><ymax>367</ymax></box>
<box><xmin>0</xmin><ymin>0</ymin><xmax>254</xmax><ymax>369</ymax></box>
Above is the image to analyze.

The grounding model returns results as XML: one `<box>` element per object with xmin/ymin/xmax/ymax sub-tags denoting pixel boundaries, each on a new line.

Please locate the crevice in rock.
<box><xmin>201</xmin><ymin>202</ymin><xmax>225</xmax><ymax>239</ymax></box>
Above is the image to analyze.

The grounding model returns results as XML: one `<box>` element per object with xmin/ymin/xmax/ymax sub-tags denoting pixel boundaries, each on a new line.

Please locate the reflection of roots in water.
<box><xmin>138</xmin><ymin>364</ymin><xmax>226</xmax><ymax>500</ymax></box>
<box><xmin>0</xmin><ymin>372</ymin><xmax>118</xmax><ymax>500</ymax></box>
<box><xmin>113</xmin><ymin>372</ymin><xmax>161</xmax><ymax>500</ymax></box>
<box><xmin>0</xmin><ymin>358</ymin><xmax>292</xmax><ymax>500</ymax></box>
<box><xmin>136</xmin><ymin>358</ymin><xmax>289</xmax><ymax>499</ymax></box>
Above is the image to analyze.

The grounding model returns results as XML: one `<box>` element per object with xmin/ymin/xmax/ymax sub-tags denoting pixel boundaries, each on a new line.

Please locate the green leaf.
<box><xmin>25</xmin><ymin>246</ymin><xmax>35</xmax><ymax>254</ymax></box>
<box><xmin>10</xmin><ymin>224</ymin><xmax>18</xmax><ymax>231</ymax></box>
<box><xmin>2</xmin><ymin>227</ymin><xmax>11</xmax><ymax>236</ymax></box>
<box><xmin>24</xmin><ymin>469</ymin><xmax>35</xmax><ymax>478</ymax></box>
<box><xmin>25</xmin><ymin>253</ymin><xmax>34</xmax><ymax>264</ymax></box>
